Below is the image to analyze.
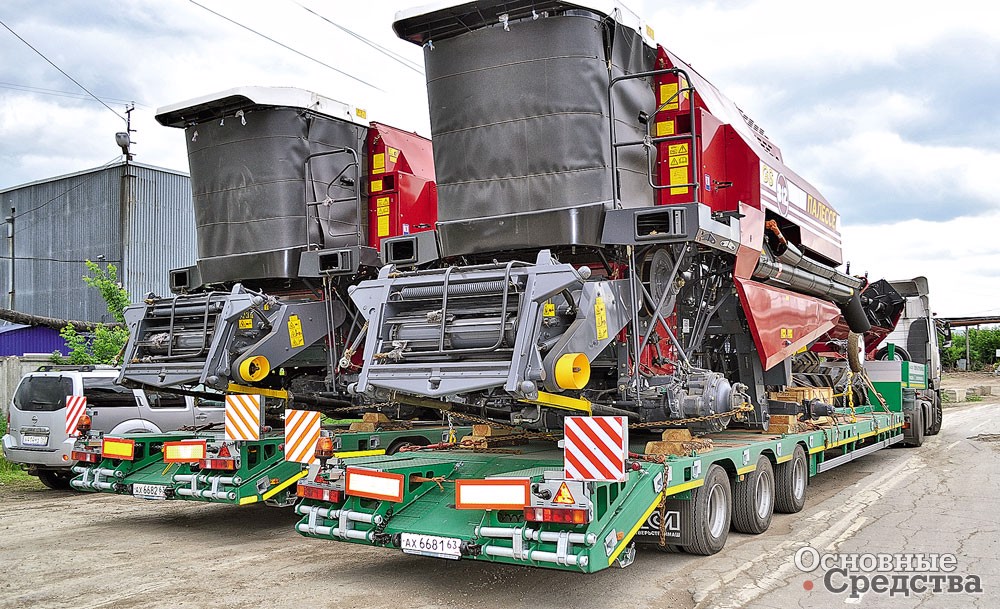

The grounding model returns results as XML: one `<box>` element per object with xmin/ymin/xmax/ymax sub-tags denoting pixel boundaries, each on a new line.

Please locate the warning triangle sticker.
<box><xmin>553</xmin><ymin>482</ymin><xmax>575</xmax><ymax>504</ymax></box>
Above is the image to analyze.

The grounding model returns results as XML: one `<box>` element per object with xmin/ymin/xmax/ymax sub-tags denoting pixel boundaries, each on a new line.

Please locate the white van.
<box><xmin>2</xmin><ymin>366</ymin><xmax>224</xmax><ymax>488</ymax></box>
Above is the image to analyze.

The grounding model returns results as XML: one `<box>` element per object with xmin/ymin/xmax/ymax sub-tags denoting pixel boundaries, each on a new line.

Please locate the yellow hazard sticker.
<box><xmin>372</xmin><ymin>153</ymin><xmax>385</xmax><ymax>174</ymax></box>
<box><xmin>670</xmin><ymin>187</ymin><xmax>690</xmax><ymax>196</ymax></box>
<box><xmin>543</xmin><ymin>301</ymin><xmax>556</xmax><ymax>317</ymax></box>
<box><xmin>238</xmin><ymin>318</ymin><xmax>253</xmax><ymax>330</ymax></box>
<box><xmin>656</xmin><ymin>120</ymin><xmax>675</xmax><ymax>137</ymax></box>
<box><xmin>780</xmin><ymin>328</ymin><xmax>794</xmax><ymax>340</ymax></box>
<box><xmin>288</xmin><ymin>315</ymin><xmax>305</xmax><ymax>348</ymax></box>
<box><xmin>376</xmin><ymin>196</ymin><xmax>390</xmax><ymax>216</ymax></box>
<box><xmin>355</xmin><ymin>107</ymin><xmax>367</xmax><ymax>119</ymax></box>
<box><xmin>659</xmin><ymin>83</ymin><xmax>679</xmax><ymax>110</ymax></box>
<box><xmin>668</xmin><ymin>155</ymin><xmax>689</xmax><ymax>168</ymax></box>
<box><xmin>387</xmin><ymin>147</ymin><xmax>400</xmax><ymax>163</ymax></box>
<box><xmin>371</xmin><ymin>179</ymin><xmax>383</xmax><ymax>193</ymax></box>
<box><xmin>377</xmin><ymin>215</ymin><xmax>390</xmax><ymax>237</ymax></box>
<box><xmin>595</xmin><ymin>297</ymin><xmax>608</xmax><ymax>341</ymax></box>
<box><xmin>669</xmin><ymin>167</ymin><xmax>688</xmax><ymax>185</ymax></box>
<box><xmin>668</xmin><ymin>143</ymin><xmax>689</xmax><ymax>156</ymax></box>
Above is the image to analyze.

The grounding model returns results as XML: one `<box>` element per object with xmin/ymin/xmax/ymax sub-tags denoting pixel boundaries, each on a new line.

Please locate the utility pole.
<box><xmin>6</xmin><ymin>205</ymin><xmax>13</xmax><ymax>310</ymax></box>
<box><xmin>116</xmin><ymin>104</ymin><xmax>136</xmax><ymax>312</ymax></box>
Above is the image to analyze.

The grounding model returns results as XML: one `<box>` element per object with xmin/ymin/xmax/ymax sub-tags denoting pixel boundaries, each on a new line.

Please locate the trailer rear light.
<box><xmin>315</xmin><ymin>436</ymin><xmax>335</xmax><ymax>460</ymax></box>
<box><xmin>76</xmin><ymin>414</ymin><xmax>92</xmax><ymax>434</ymax></box>
<box><xmin>552</xmin><ymin>482</ymin><xmax>575</xmax><ymax>504</ymax></box>
<box><xmin>345</xmin><ymin>467</ymin><xmax>404</xmax><ymax>502</ymax></box>
<box><xmin>296</xmin><ymin>482</ymin><xmax>342</xmax><ymax>503</ymax></box>
<box><xmin>523</xmin><ymin>506</ymin><xmax>591</xmax><ymax>524</ymax></box>
<box><xmin>218</xmin><ymin>443</ymin><xmax>232</xmax><ymax>458</ymax></box>
<box><xmin>71</xmin><ymin>450</ymin><xmax>100</xmax><ymax>463</ymax></box>
<box><xmin>163</xmin><ymin>439</ymin><xmax>207</xmax><ymax>463</ymax></box>
<box><xmin>455</xmin><ymin>479</ymin><xmax>530</xmax><ymax>510</ymax></box>
<box><xmin>198</xmin><ymin>457</ymin><xmax>237</xmax><ymax>470</ymax></box>
<box><xmin>101</xmin><ymin>437</ymin><xmax>135</xmax><ymax>461</ymax></box>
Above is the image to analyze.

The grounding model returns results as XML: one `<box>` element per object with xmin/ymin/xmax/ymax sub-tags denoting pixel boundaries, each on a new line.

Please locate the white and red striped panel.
<box><xmin>225</xmin><ymin>394</ymin><xmax>263</xmax><ymax>442</ymax></box>
<box><xmin>65</xmin><ymin>396</ymin><xmax>87</xmax><ymax>436</ymax></box>
<box><xmin>284</xmin><ymin>409</ymin><xmax>321</xmax><ymax>464</ymax></box>
<box><xmin>564</xmin><ymin>416</ymin><xmax>628</xmax><ymax>482</ymax></box>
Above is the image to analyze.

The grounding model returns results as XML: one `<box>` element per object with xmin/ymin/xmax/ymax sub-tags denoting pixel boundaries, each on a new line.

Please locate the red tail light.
<box><xmin>71</xmin><ymin>450</ymin><xmax>100</xmax><ymax>463</ymax></box>
<box><xmin>76</xmin><ymin>414</ymin><xmax>92</xmax><ymax>434</ymax></box>
<box><xmin>523</xmin><ymin>506</ymin><xmax>590</xmax><ymax>524</ymax></box>
<box><xmin>297</xmin><ymin>481</ymin><xmax>342</xmax><ymax>503</ymax></box>
<box><xmin>198</xmin><ymin>457</ymin><xmax>237</xmax><ymax>470</ymax></box>
<box><xmin>315</xmin><ymin>436</ymin><xmax>335</xmax><ymax>459</ymax></box>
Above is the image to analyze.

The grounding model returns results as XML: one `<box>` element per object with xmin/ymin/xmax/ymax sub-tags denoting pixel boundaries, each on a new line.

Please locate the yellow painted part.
<box><xmin>226</xmin><ymin>383</ymin><xmax>288</xmax><ymax>399</ymax></box>
<box><xmin>333</xmin><ymin>449</ymin><xmax>386</xmax><ymax>459</ymax></box>
<box><xmin>554</xmin><ymin>353</ymin><xmax>590</xmax><ymax>390</ymax></box>
<box><xmin>238</xmin><ymin>355</ymin><xmax>270</xmax><ymax>382</ymax></box>
<box><xmin>239</xmin><ymin>495</ymin><xmax>259</xmax><ymax>505</ymax></box>
<box><xmin>521</xmin><ymin>391</ymin><xmax>592</xmax><ymax>414</ymax></box>
<box><xmin>608</xmin><ymin>493</ymin><xmax>663</xmax><ymax>565</ymax></box>
<box><xmin>736</xmin><ymin>464</ymin><xmax>757</xmax><ymax>475</ymax></box>
<box><xmin>262</xmin><ymin>469</ymin><xmax>308</xmax><ymax>501</ymax></box>
<box><xmin>809</xmin><ymin>422</ymin><xmax>903</xmax><ymax>453</ymax></box>
<box><xmin>776</xmin><ymin>454</ymin><xmax>792</xmax><ymax>464</ymax></box>
<box><xmin>665</xmin><ymin>478</ymin><xmax>705</xmax><ymax>496</ymax></box>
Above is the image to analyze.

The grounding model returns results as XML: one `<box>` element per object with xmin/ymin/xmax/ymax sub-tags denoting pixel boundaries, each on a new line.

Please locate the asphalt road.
<box><xmin>1</xmin><ymin>401</ymin><xmax>996</xmax><ymax>609</ymax></box>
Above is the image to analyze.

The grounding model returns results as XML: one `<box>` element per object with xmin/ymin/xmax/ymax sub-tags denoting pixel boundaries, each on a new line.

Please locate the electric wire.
<box><xmin>0</xmin><ymin>18</ymin><xmax>126</xmax><ymax>121</ymax></box>
<box><xmin>292</xmin><ymin>1</ymin><xmax>424</xmax><ymax>74</ymax></box>
<box><xmin>0</xmin><ymin>81</ymin><xmax>148</xmax><ymax>108</ymax></box>
<box><xmin>187</xmin><ymin>0</ymin><xmax>384</xmax><ymax>92</ymax></box>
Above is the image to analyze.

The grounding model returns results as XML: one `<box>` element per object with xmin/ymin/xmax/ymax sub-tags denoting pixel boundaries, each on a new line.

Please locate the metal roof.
<box><xmin>0</xmin><ymin>160</ymin><xmax>188</xmax><ymax>195</ymax></box>
<box><xmin>155</xmin><ymin>86</ymin><xmax>368</xmax><ymax>129</ymax></box>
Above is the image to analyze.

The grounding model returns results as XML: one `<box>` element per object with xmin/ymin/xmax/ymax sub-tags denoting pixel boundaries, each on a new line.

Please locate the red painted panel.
<box><xmin>735</xmin><ymin>278</ymin><xmax>840</xmax><ymax>370</ymax></box>
<box><xmin>366</xmin><ymin>123</ymin><xmax>437</xmax><ymax>248</ymax></box>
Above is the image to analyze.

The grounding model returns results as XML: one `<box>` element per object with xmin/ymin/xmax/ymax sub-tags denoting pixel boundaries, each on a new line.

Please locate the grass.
<box><xmin>0</xmin><ymin>413</ymin><xmax>41</xmax><ymax>487</ymax></box>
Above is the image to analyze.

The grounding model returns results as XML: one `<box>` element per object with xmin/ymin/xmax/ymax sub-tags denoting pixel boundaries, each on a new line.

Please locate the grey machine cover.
<box><xmin>397</xmin><ymin>3</ymin><xmax>656</xmax><ymax>257</ymax></box>
<box><xmin>183</xmin><ymin>106</ymin><xmax>367</xmax><ymax>284</ymax></box>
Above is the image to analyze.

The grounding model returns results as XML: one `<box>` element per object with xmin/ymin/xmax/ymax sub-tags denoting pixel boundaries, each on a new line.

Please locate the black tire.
<box><xmin>903</xmin><ymin>406</ymin><xmax>925</xmax><ymax>447</ymax></box>
<box><xmin>37</xmin><ymin>470</ymin><xmax>73</xmax><ymax>490</ymax></box>
<box><xmin>732</xmin><ymin>456</ymin><xmax>775</xmax><ymax>534</ymax></box>
<box><xmin>775</xmin><ymin>445</ymin><xmax>808</xmax><ymax>513</ymax></box>
<box><xmin>685</xmin><ymin>465</ymin><xmax>732</xmax><ymax>555</ymax></box>
<box><xmin>875</xmin><ymin>346</ymin><xmax>911</xmax><ymax>361</ymax></box>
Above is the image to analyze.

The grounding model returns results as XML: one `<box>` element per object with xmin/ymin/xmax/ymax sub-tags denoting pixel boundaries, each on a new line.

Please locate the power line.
<box><xmin>0</xmin><ymin>18</ymin><xmax>126</xmax><ymax>122</ymax></box>
<box><xmin>293</xmin><ymin>1</ymin><xmax>424</xmax><ymax>74</ymax></box>
<box><xmin>187</xmin><ymin>0</ymin><xmax>384</xmax><ymax>92</ymax></box>
<box><xmin>0</xmin><ymin>82</ymin><xmax>147</xmax><ymax>108</ymax></box>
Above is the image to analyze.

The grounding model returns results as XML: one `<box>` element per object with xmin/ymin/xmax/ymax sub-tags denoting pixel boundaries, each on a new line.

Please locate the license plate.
<box><xmin>132</xmin><ymin>483</ymin><xmax>167</xmax><ymax>499</ymax></box>
<box><xmin>21</xmin><ymin>434</ymin><xmax>48</xmax><ymax>447</ymax></box>
<box><xmin>400</xmin><ymin>533</ymin><xmax>462</xmax><ymax>560</ymax></box>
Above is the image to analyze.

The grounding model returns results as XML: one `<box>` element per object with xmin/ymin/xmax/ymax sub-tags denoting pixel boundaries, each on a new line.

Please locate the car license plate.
<box><xmin>21</xmin><ymin>434</ymin><xmax>48</xmax><ymax>447</ymax></box>
<box><xmin>400</xmin><ymin>532</ymin><xmax>462</xmax><ymax>560</ymax></box>
<box><xmin>132</xmin><ymin>483</ymin><xmax>167</xmax><ymax>499</ymax></box>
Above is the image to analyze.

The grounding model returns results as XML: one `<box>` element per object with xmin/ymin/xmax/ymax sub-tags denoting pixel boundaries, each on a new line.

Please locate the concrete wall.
<box><xmin>0</xmin><ymin>354</ymin><xmax>58</xmax><ymax>418</ymax></box>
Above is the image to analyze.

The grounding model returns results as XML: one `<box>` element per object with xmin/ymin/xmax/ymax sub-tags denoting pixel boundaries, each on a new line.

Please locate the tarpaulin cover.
<box><xmin>420</xmin><ymin>9</ymin><xmax>655</xmax><ymax>256</ymax></box>
<box><xmin>184</xmin><ymin>107</ymin><xmax>366</xmax><ymax>283</ymax></box>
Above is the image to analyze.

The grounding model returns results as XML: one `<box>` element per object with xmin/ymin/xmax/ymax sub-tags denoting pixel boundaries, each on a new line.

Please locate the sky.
<box><xmin>0</xmin><ymin>0</ymin><xmax>997</xmax><ymax>317</ymax></box>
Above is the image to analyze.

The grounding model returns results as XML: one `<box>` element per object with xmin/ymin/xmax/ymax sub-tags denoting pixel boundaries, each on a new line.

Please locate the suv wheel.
<box><xmin>37</xmin><ymin>470</ymin><xmax>73</xmax><ymax>490</ymax></box>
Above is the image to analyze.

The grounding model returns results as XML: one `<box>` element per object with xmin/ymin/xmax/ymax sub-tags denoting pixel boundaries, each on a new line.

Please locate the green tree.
<box><xmin>52</xmin><ymin>261</ymin><xmax>130</xmax><ymax>365</ymax></box>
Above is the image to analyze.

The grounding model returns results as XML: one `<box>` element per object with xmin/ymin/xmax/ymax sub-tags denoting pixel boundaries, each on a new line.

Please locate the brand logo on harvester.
<box><xmin>774</xmin><ymin>173</ymin><xmax>789</xmax><ymax>216</ymax></box>
<box><xmin>794</xmin><ymin>546</ymin><xmax>983</xmax><ymax>598</ymax></box>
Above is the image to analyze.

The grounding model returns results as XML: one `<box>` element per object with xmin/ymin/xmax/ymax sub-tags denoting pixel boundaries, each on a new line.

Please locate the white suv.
<box><xmin>2</xmin><ymin>366</ymin><xmax>224</xmax><ymax>489</ymax></box>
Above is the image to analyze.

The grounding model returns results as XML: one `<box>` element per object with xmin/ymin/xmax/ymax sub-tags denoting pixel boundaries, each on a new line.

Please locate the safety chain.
<box><xmin>657</xmin><ymin>493</ymin><xmax>669</xmax><ymax>548</ymax></box>
<box><xmin>627</xmin><ymin>404</ymin><xmax>755</xmax><ymax>431</ymax></box>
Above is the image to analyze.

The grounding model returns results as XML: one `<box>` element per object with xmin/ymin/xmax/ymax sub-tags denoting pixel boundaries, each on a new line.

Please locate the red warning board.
<box><xmin>563</xmin><ymin>416</ymin><xmax>628</xmax><ymax>482</ymax></box>
<box><xmin>65</xmin><ymin>396</ymin><xmax>87</xmax><ymax>436</ymax></box>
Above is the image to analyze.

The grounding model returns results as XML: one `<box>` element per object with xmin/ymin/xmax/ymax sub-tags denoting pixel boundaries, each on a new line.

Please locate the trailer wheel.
<box><xmin>731</xmin><ymin>456</ymin><xmax>774</xmax><ymax>534</ymax></box>
<box><xmin>686</xmin><ymin>464</ymin><xmax>732</xmax><ymax>555</ymax></box>
<box><xmin>37</xmin><ymin>470</ymin><xmax>73</xmax><ymax>490</ymax></box>
<box><xmin>775</xmin><ymin>445</ymin><xmax>807</xmax><ymax>513</ymax></box>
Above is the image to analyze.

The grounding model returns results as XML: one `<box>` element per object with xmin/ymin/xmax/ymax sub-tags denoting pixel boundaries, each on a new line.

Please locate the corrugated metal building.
<box><xmin>0</xmin><ymin>161</ymin><xmax>197</xmax><ymax>322</ymax></box>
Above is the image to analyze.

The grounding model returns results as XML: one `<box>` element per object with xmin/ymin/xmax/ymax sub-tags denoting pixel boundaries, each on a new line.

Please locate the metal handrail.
<box><xmin>303</xmin><ymin>147</ymin><xmax>363</xmax><ymax>248</ymax></box>
<box><xmin>608</xmin><ymin>67</ymin><xmax>700</xmax><ymax>205</ymax></box>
